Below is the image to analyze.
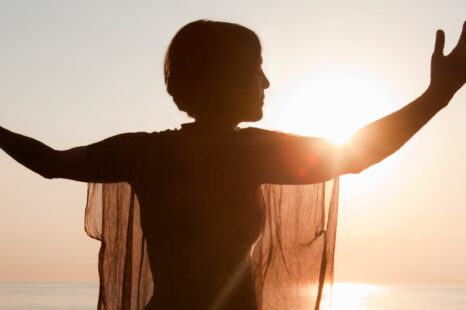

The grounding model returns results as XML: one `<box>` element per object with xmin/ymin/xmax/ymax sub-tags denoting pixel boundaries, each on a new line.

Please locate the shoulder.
<box><xmin>237</xmin><ymin>126</ymin><xmax>306</xmax><ymax>143</ymax></box>
<box><xmin>235</xmin><ymin>127</ymin><xmax>332</xmax><ymax>154</ymax></box>
<box><xmin>239</xmin><ymin>126</ymin><xmax>303</xmax><ymax>136</ymax></box>
<box><xmin>116</xmin><ymin>128</ymin><xmax>180</xmax><ymax>142</ymax></box>
<box><xmin>85</xmin><ymin>129</ymin><xmax>177</xmax><ymax>153</ymax></box>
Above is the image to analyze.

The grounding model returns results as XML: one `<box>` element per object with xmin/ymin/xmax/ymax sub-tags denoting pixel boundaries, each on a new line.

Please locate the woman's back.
<box><xmin>84</xmin><ymin>122</ymin><xmax>342</xmax><ymax>309</ymax></box>
<box><xmin>130</xmin><ymin>123</ymin><xmax>264</xmax><ymax>309</ymax></box>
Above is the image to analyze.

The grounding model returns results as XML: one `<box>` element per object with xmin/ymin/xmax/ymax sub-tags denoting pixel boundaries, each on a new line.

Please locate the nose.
<box><xmin>261</xmin><ymin>68</ymin><xmax>270</xmax><ymax>89</ymax></box>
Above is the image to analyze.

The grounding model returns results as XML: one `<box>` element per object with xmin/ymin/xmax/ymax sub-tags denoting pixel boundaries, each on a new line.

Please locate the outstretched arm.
<box><xmin>0</xmin><ymin>126</ymin><xmax>82</xmax><ymax>180</ymax></box>
<box><xmin>0</xmin><ymin>127</ymin><xmax>149</xmax><ymax>183</ymax></box>
<box><xmin>343</xmin><ymin>22</ymin><xmax>465</xmax><ymax>174</ymax></box>
<box><xmin>252</xmin><ymin>22</ymin><xmax>465</xmax><ymax>185</ymax></box>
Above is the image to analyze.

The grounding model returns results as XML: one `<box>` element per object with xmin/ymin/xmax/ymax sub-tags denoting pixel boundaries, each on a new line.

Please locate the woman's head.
<box><xmin>164</xmin><ymin>19</ymin><xmax>269</xmax><ymax>124</ymax></box>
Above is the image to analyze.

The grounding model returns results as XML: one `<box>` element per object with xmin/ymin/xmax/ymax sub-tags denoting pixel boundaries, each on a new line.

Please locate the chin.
<box><xmin>232</xmin><ymin>101</ymin><xmax>263</xmax><ymax>123</ymax></box>
<box><xmin>242</xmin><ymin>109</ymin><xmax>263</xmax><ymax>123</ymax></box>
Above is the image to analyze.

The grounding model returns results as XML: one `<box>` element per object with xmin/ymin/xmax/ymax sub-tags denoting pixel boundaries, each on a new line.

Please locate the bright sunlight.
<box><xmin>320</xmin><ymin>282</ymin><xmax>387</xmax><ymax>310</ymax></box>
<box><xmin>271</xmin><ymin>65</ymin><xmax>400</xmax><ymax>146</ymax></box>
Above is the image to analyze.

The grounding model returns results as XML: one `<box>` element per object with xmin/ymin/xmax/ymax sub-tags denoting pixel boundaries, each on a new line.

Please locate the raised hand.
<box><xmin>430</xmin><ymin>21</ymin><xmax>466</xmax><ymax>98</ymax></box>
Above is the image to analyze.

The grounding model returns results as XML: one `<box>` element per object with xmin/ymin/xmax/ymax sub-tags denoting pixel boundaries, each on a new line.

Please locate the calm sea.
<box><xmin>0</xmin><ymin>282</ymin><xmax>465</xmax><ymax>309</ymax></box>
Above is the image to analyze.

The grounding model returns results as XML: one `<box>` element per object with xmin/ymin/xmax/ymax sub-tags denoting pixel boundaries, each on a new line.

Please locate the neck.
<box><xmin>194</xmin><ymin>117</ymin><xmax>239</xmax><ymax>131</ymax></box>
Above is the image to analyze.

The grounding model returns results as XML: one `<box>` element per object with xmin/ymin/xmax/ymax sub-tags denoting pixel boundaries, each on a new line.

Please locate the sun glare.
<box><xmin>320</xmin><ymin>282</ymin><xmax>387</xmax><ymax>310</ymax></box>
<box><xmin>271</xmin><ymin>65</ymin><xmax>399</xmax><ymax>146</ymax></box>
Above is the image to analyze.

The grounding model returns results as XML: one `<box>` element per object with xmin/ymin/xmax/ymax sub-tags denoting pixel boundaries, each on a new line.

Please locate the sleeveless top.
<box><xmin>84</xmin><ymin>123</ymin><xmax>339</xmax><ymax>310</ymax></box>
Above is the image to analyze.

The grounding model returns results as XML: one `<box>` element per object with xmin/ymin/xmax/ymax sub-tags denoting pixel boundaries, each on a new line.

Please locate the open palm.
<box><xmin>431</xmin><ymin>21</ymin><xmax>466</xmax><ymax>96</ymax></box>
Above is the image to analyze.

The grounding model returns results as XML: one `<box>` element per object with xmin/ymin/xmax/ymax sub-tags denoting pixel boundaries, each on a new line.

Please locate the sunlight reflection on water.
<box><xmin>320</xmin><ymin>282</ymin><xmax>386</xmax><ymax>310</ymax></box>
<box><xmin>317</xmin><ymin>282</ymin><xmax>466</xmax><ymax>310</ymax></box>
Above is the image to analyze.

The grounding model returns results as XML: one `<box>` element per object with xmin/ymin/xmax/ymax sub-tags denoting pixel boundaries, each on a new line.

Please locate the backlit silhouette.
<box><xmin>1</xmin><ymin>19</ymin><xmax>465</xmax><ymax>310</ymax></box>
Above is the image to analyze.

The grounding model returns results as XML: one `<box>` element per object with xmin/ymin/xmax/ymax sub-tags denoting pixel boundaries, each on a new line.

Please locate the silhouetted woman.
<box><xmin>1</xmin><ymin>20</ymin><xmax>465</xmax><ymax>310</ymax></box>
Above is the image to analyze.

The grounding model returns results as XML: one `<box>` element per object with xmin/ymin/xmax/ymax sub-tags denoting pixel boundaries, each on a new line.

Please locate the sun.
<box><xmin>268</xmin><ymin>65</ymin><xmax>399</xmax><ymax>146</ymax></box>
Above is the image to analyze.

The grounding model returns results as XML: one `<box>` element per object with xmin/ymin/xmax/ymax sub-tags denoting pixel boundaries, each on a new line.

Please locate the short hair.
<box><xmin>164</xmin><ymin>19</ymin><xmax>262</xmax><ymax>119</ymax></box>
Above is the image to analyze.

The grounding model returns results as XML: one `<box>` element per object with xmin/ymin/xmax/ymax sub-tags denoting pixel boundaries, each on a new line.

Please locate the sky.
<box><xmin>0</xmin><ymin>0</ymin><xmax>465</xmax><ymax>285</ymax></box>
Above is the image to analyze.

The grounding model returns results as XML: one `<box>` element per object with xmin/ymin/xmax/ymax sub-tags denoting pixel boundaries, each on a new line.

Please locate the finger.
<box><xmin>456</xmin><ymin>20</ymin><xmax>466</xmax><ymax>48</ymax></box>
<box><xmin>434</xmin><ymin>29</ymin><xmax>445</xmax><ymax>57</ymax></box>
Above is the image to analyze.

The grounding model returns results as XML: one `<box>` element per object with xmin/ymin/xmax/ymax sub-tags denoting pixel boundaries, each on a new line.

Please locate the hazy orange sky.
<box><xmin>0</xmin><ymin>1</ymin><xmax>465</xmax><ymax>285</ymax></box>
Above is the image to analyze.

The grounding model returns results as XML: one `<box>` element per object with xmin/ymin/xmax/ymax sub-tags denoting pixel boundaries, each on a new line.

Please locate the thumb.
<box><xmin>434</xmin><ymin>29</ymin><xmax>445</xmax><ymax>57</ymax></box>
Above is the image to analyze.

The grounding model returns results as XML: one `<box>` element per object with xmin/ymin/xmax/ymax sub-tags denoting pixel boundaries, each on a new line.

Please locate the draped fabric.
<box><xmin>252</xmin><ymin>180</ymin><xmax>339</xmax><ymax>310</ymax></box>
<box><xmin>84</xmin><ymin>125</ymin><xmax>340</xmax><ymax>310</ymax></box>
<box><xmin>85</xmin><ymin>183</ymin><xmax>154</xmax><ymax>309</ymax></box>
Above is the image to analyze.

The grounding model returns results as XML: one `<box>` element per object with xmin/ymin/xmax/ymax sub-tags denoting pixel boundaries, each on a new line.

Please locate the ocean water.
<box><xmin>0</xmin><ymin>283</ymin><xmax>98</xmax><ymax>310</ymax></box>
<box><xmin>322</xmin><ymin>283</ymin><xmax>466</xmax><ymax>310</ymax></box>
<box><xmin>0</xmin><ymin>282</ymin><xmax>465</xmax><ymax>309</ymax></box>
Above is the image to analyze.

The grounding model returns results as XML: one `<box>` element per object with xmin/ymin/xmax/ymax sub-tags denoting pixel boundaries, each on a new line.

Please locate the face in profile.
<box><xmin>165</xmin><ymin>20</ymin><xmax>269</xmax><ymax>124</ymax></box>
<box><xmin>226</xmin><ymin>60</ymin><xmax>270</xmax><ymax>123</ymax></box>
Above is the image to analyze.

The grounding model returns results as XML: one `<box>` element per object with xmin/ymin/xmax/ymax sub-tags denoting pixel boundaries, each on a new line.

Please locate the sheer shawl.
<box><xmin>85</xmin><ymin>179</ymin><xmax>339</xmax><ymax>310</ymax></box>
<box><xmin>84</xmin><ymin>128</ymin><xmax>340</xmax><ymax>310</ymax></box>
